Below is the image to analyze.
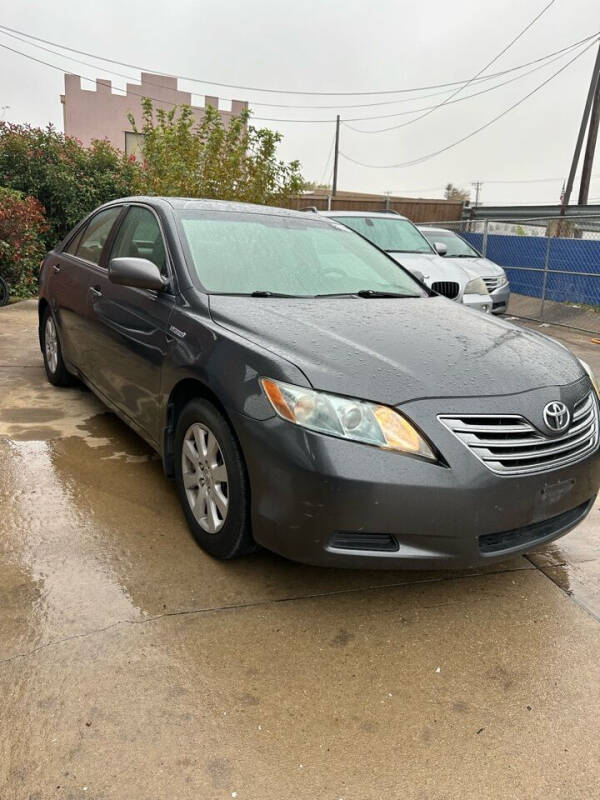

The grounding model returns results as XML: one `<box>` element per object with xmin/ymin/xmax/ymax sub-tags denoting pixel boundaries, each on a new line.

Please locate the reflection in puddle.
<box><xmin>1</xmin><ymin>439</ymin><xmax>143</xmax><ymax>653</ymax></box>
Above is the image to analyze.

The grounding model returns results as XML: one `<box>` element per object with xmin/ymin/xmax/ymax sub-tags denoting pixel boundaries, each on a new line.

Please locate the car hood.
<box><xmin>209</xmin><ymin>295</ymin><xmax>582</xmax><ymax>406</ymax></box>
<box><xmin>387</xmin><ymin>251</ymin><xmax>467</xmax><ymax>285</ymax></box>
<box><xmin>443</xmin><ymin>256</ymin><xmax>505</xmax><ymax>277</ymax></box>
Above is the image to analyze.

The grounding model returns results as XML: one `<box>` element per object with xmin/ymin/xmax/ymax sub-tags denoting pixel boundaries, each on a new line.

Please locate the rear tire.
<box><xmin>41</xmin><ymin>307</ymin><xmax>73</xmax><ymax>386</ymax></box>
<box><xmin>174</xmin><ymin>398</ymin><xmax>255</xmax><ymax>559</ymax></box>
<box><xmin>0</xmin><ymin>276</ymin><xmax>8</xmax><ymax>307</ymax></box>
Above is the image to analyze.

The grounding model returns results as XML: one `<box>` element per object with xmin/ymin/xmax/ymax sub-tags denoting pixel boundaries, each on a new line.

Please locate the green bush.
<box><xmin>0</xmin><ymin>122</ymin><xmax>139</xmax><ymax>249</ymax></box>
<box><xmin>129</xmin><ymin>99</ymin><xmax>305</xmax><ymax>204</ymax></box>
<box><xmin>0</xmin><ymin>187</ymin><xmax>48</xmax><ymax>298</ymax></box>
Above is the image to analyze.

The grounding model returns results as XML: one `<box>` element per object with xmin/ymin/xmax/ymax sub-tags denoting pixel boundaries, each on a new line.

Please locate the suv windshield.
<box><xmin>422</xmin><ymin>230</ymin><xmax>480</xmax><ymax>257</ymax></box>
<box><xmin>331</xmin><ymin>215</ymin><xmax>433</xmax><ymax>254</ymax></box>
<box><xmin>176</xmin><ymin>211</ymin><xmax>427</xmax><ymax>297</ymax></box>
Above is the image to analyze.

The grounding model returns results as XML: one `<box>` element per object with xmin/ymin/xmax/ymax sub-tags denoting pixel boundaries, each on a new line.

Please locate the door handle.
<box><xmin>52</xmin><ymin>264</ymin><xmax>61</xmax><ymax>274</ymax></box>
<box><xmin>89</xmin><ymin>286</ymin><xmax>103</xmax><ymax>298</ymax></box>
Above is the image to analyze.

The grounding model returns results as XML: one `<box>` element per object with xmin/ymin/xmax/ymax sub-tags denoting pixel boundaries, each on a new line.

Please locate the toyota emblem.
<box><xmin>543</xmin><ymin>401</ymin><xmax>570</xmax><ymax>433</ymax></box>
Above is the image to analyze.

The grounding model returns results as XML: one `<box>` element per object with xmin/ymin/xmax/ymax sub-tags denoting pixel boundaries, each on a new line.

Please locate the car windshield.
<box><xmin>422</xmin><ymin>230</ymin><xmax>480</xmax><ymax>257</ymax></box>
<box><xmin>330</xmin><ymin>215</ymin><xmax>433</xmax><ymax>254</ymax></box>
<box><xmin>176</xmin><ymin>211</ymin><xmax>427</xmax><ymax>297</ymax></box>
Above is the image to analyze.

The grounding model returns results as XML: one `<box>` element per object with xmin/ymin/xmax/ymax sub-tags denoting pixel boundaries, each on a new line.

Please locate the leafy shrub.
<box><xmin>0</xmin><ymin>122</ymin><xmax>139</xmax><ymax>249</ymax></box>
<box><xmin>129</xmin><ymin>99</ymin><xmax>305</xmax><ymax>204</ymax></box>
<box><xmin>0</xmin><ymin>187</ymin><xmax>48</xmax><ymax>298</ymax></box>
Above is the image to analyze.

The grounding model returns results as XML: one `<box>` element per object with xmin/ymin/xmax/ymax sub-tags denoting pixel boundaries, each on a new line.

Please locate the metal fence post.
<box><xmin>482</xmin><ymin>219</ymin><xmax>489</xmax><ymax>258</ymax></box>
<box><xmin>540</xmin><ymin>226</ymin><xmax>552</xmax><ymax>321</ymax></box>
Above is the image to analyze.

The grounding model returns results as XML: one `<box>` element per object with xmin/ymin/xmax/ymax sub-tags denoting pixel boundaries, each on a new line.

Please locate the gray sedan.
<box><xmin>38</xmin><ymin>198</ymin><xmax>599</xmax><ymax>568</ymax></box>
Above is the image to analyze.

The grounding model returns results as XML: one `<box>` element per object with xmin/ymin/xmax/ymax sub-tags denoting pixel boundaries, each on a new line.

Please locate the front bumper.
<box><xmin>462</xmin><ymin>292</ymin><xmax>492</xmax><ymax>314</ymax></box>
<box><xmin>490</xmin><ymin>282</ymin><xmax>511</xmax><ymax>314</ymax></box>
<box><xmin>231</xmin><ymin>385</ymin><xmax>600</xmax><ymax>569</ymax></box>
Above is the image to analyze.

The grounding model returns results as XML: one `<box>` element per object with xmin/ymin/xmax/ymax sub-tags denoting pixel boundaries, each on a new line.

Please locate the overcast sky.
<box><xmin>1</xmin><ymin>0</ymin><xmax>599</xmax><ymax>205</ymax></box>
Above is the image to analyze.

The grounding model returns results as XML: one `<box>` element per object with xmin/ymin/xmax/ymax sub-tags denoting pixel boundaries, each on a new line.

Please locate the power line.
<box><xmin>0</xmin><ymin>40</ymin><xmax>224</xmax><ymax>117</ymax></box>
<box><xmin>341</xmin><ymin>41</ymin><xmax>584</xmax><ymax>132</ymax></box>
<box><xmin>226</xmin><ymin>36</ymin><xmax>599</xmax><ymax>125</ymax></box>
<box><xmin>339</xmin><ymin>38</ymin><xmax>599</xmax><ymax>170</ymax></box>
<box><xmin>5</xmin><ymin>29</ymin><xmax>594</xmax><ymax>128</ymax></box>
<box><xmin>0</xmin><ymin>18</ymin><xmax>589</xmax><ymax>99</ymax></box>
<box><xmin>353</xmin><ymin>0</ymin><xmax>556</xmax><ymax>133</ymax></box>
<box><xmin>388</xmin><ymin>172</ymin><xmax>600</xmax><ymax>194</ymax></box>
<box><xmin>2</xmin><ymin>25</ymin><xmax>596</xmax><ymax>112</ymax></box>
<box><xmin>317</xmin><ymin>131</ymin><xmax>336</xmax><ymax>187</ymax></box>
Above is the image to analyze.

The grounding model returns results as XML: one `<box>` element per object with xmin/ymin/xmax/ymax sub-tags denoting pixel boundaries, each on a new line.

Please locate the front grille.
<box><xmin>431</xmin><ymin>281</ymin><xmax>460</xmax><ymax>299</ymax></box>
<box><xmin>439</xmin><ymin>392</ymin><xmax>599</xmax><ymax>476</ymax></box>
<box><xmin>329</xmin><ymin>532</ymin><xmax>399</xmax><ymax>552</ymax></box>
<box><xmin>483</xmin><ymin>276</ymin><xmax>502</xmax><ymax>292</ymax></box>
<box><xmin>479</xmin><ymin>499</ymin><xmax>592</xmax><ymax>554</ymax></box>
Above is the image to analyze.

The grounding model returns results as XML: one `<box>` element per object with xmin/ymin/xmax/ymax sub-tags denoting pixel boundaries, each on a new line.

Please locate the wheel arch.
<box><xmin>162</xmin><ymin>377</ymin><xmax>235</xmax><ymax>479</ymax></box>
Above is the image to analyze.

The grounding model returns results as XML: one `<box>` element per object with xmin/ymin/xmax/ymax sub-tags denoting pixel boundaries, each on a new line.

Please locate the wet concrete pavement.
<box><xmin>1</xmin><ymin>300</ymin><xmax>600</xmax><ymax>799</ymax></box>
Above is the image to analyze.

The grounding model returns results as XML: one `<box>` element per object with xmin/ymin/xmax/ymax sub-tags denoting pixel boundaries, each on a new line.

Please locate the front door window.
<box><xmin>110</xmin><ymin>206</ymin><xmax>167</xmax><ymax>275</ymax></box>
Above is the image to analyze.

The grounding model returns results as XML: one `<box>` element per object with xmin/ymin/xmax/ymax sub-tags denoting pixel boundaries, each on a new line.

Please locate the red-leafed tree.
<box><xmin>0</xmin><ymin>187</ymin><xmax>48</xmax><ymax>298</ymax></box>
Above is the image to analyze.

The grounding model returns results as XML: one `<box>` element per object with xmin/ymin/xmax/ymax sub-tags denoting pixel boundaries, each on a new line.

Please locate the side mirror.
<box><xmin>109</xmin><ymin>257</ymin><xmax>167</xmax><ymax>291</ymax></box>
<box><xmin>433</xmin><ymin>241</ymin><xmax>448</xmax><ymax>256</ymax></box>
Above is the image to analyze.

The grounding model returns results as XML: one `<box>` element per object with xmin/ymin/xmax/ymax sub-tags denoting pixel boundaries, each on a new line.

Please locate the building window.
<box><xmin>125</xmin><ymin>132</ymin><xmax>145</xmax><ymax>161</ymax></box>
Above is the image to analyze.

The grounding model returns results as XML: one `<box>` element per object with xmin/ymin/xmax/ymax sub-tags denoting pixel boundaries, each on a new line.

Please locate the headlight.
<box><xmin>464</xmin><ymin>277</ymin><xmax>489</xmax><ymax>295</ymax></box>
<box><xmin>579</xmin><ymin>359</ymin><xmax>599</xmax><ymax>398</ymax></box>
<box><xmin>261</xmin><ymin>378</ymin><xmax>436</xmax><ymax>461</ymax></box>
<box><xmin>497</xmin><ymin>271</ymin><xmax>508</xmax><ymax>287</ymax></box>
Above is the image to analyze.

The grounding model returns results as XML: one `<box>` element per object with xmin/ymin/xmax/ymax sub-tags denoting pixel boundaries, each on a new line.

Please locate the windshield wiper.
<box><xmin>450</xmin><ymin>254</ymin><xmax>477</xmax><ymax>258</ymax></box>
<box><xmin>356</xmin><ymin>289</ymin><xmax>422</xmax><ymax>298</ymax></box>
<box><xmin>250</xmin><ymin>290</ymin><xmax>308</xmax><ymax>298</ymax></box>
<box><xmin>250</xmin><ymin>289</ymin><xmax>421</xmax><ymax>299</ymax></box>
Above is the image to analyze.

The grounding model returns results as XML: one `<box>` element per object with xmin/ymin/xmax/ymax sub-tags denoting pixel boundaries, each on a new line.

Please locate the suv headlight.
<box><xmin>464</xmin><ymin>277</ymin><xmax>488</xmax><ymax>295</ymax></box>
<box><xmin>579</xmin><ymin>359</ymin><xmax>599</xmax><ymax>398</ymax></box>
<box><xmin>261</xmin><ymin>378</ymin><xmax>436</xmax><ymax>460</ymax></box>
<box><xmin>497</xmin><ymin>271</ymin><xmax>508</xmax><ymax>287</ymax></box>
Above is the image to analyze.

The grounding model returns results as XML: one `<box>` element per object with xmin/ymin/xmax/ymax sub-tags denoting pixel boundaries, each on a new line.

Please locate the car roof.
<box><xmin>319</xmin><ymin>210</ymin><xmax>410</xmax><ymax>221</ymax></box>
<box><xmin>102</xmin><ymin>196</ymin><xmax>328</xmax><ymax>220</ymax></box>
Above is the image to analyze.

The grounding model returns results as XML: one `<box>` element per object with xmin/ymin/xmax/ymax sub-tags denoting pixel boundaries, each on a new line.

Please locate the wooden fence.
<box><xmin>282</xmin><ymin>192</ymin><xmax>463</xmax><ymax>223</ymax></box>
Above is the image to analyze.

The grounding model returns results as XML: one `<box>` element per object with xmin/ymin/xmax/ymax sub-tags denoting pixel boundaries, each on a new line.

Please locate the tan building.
<box><xmin>61</xmin><ymin>72</ymin><xmax>248</xmax><ymax>157</ymax></box>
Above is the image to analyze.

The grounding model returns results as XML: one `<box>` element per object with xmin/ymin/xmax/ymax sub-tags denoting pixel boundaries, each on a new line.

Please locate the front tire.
<box><xmin>41</xmin><ymin>307</ymin><xmax>73</xmax><ymax>386</ymax></box>
<box><xmin>174</xmin><ymin>398</ymin><xmax>255</xmax><ymax>559</ymax></box>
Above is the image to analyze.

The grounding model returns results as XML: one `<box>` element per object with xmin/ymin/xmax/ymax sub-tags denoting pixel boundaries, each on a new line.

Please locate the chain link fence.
<box><xmin>421</xmin><ymin>216</ymin><xmax>600</xmax><ymax>334</ymax></box>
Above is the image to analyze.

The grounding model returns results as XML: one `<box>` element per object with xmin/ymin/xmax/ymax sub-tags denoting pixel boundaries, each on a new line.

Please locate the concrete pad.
<box><xmin>2</xmin><ymin>569</ymin><xmax>600</xmax><ymax>800</ymax></box>
<box><xmin>509</xmin><ymin>293</ymin><xmax>600</xmax><ymax>335</ymax></box>
<box><xmin>0</xmin><ymin>299</ymin><xmax>40</xmax><ymax>366</ymax></box>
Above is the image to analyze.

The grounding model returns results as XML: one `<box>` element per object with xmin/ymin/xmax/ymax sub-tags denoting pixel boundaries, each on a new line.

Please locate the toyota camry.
<box><xmin>38</xmin><ymin>198</ymin><xmax>600</xmax><ymax>567</ymax></box>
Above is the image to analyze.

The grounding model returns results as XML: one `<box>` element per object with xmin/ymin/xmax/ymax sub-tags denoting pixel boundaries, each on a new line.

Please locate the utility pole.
<box><xmin>579</xmin><ymin>49</ymin><xmax>600</xmax><ymax>205</ymax></box>
<box><xmin>471</xmin><ymin>181</ymin><xmax>482</xmax><ymax>207</ymax></box>
<box><xmin>332</xmin><ymin>114</ymin><xmax>340</xmax><ymax>197</ymax></box>
<box><xmin>561</xmin><ymin>40</ymin><xmax>600</xmax><ymax>214</ymax></box>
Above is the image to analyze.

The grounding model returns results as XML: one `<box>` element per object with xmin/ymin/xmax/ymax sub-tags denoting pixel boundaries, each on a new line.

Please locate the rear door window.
<box><xmin>64</xmin><ymin>225</ymin><xmax>86</xmax><ymax>255</ymax></box>
<box><xmin>75</xmin><ymin>207</ymin><xmax>122</xmax><ymax>265</ymax></box>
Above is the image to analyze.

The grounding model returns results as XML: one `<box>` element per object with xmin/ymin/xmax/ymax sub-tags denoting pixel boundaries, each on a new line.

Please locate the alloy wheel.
<box><xmin>181</xmin><ymin>422</ymin><xmax>229</xmax><ymax>533</ymax></box>
<box><xmin>44</xmin><ymin>316</ymin><xmax>58</xmax><ymax>374</ymax></box>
